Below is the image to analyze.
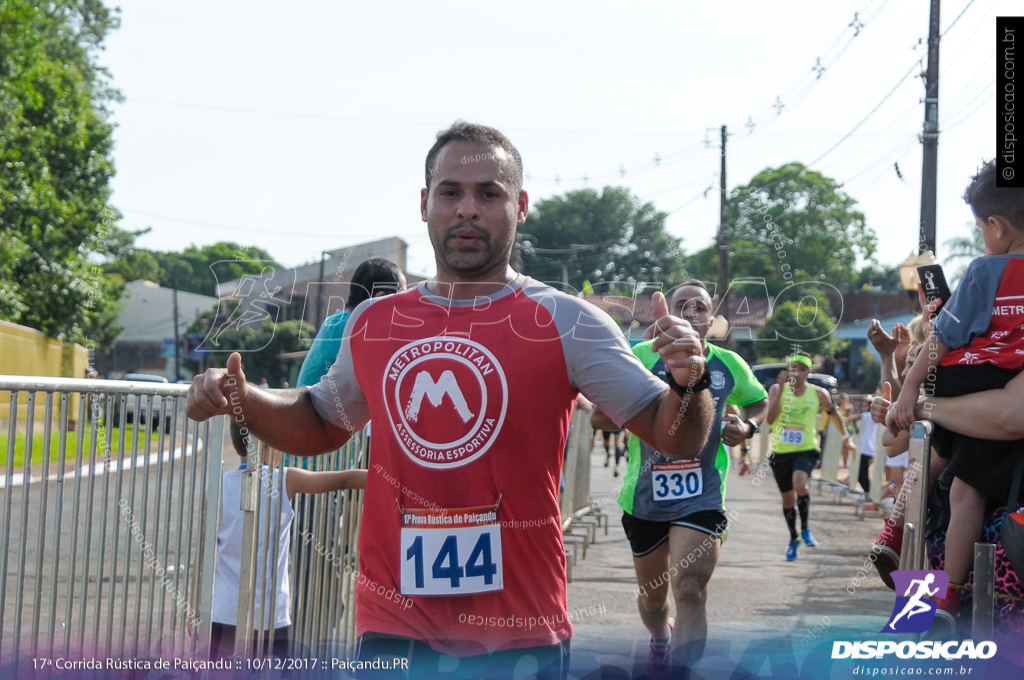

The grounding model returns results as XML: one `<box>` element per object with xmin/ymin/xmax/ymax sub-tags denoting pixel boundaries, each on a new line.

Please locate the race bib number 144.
<box><xmin>400</xmin><ymin>505</ymin><xmax>503</xmax><ymax>596</ymax></box>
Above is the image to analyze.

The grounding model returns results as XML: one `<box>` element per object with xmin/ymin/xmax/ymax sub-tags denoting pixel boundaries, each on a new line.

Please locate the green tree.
<box><xmin>155</xmin><ymin>242</ymin><xmax>282</xmax><ymax>297</ymax></box>
<box><xmin>753</xmin><ymin>286</ymin><xmax>847</xmax><ymax>361</ymax></box>
<box><xmin>100</xmin><ymin>226</ymin><xmax>164</xmax><ymax>285</ymax></box>
<box><xmin>690</xmin><ymin>163</ymin><xmax>876</xmax><ymax>296</ymax></box>
<box><xmin>201</xmin><ymin>318</ymin><xmax>313</xmax><ymax>386</ymax></box>
<box><xmin>853</xmin><ymin>263</ymin><xmax>902</xmax><ymax>291</ymax></box>
<box><xmin>0</xmin><ymin>0</ymin><xmax>125</xmax><ymax>344</ymax></box>
<box><xmin>683</xmin><ymin>237</ymin><xmax>776</xmax><ymax>290</ymax></box>
<box><xmin>520</xmin><ymin>187</ymin><xmax>684</xmax><ymax>292</ymax></box>
<box><xmin>104</xmin><ymin>240</ymin><xmax>283</xmax><ymax>298</ymax></box>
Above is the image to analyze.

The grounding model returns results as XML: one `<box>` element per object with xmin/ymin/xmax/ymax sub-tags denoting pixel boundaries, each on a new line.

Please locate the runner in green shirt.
<box><xmin>593</xmin><ymin>280</ymin><xmax>767</xmax><ymax>678</ymax></box>
<box><xmin>767</xmin><ymin>351</ymin><xmax>849</xmax><ymax>561</ymax></box>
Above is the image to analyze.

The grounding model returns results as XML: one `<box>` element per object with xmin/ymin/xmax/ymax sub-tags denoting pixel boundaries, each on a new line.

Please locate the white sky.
<box><xmin>100</xmin><ymin>0</ymin><xmax>1015</xmax><ymax>282</ymax></box>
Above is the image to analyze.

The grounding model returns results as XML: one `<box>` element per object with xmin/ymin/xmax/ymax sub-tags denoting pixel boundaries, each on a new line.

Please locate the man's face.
<box><xmin>421</xmin><ymin>141</ymin><xmax>527</xmax><ymax>282</ymax></box>
<box><xmin>787</xmin><ymin>362</ymin><xmax>810</xmax><ymax>386</ymax></box>
<box><xmin>670</xmin><ymin>285</ymin><xmax>712</xmax><ymax>339</ymax></box>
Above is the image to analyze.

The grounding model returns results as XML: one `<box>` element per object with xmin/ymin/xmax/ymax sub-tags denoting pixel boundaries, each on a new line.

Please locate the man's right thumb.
<box><xmin>882</xmin><ymin>381</ymin><xmax>892</xmax><ymax>401</ymax></box>
<box><xmin>227</xmin><ymin>352</ymin><xmax>244</xmax><ymax>377</ymax></box>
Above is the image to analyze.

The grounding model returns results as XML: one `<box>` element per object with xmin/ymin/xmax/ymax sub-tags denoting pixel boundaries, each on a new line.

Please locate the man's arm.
<box><xmin>721</xmin><ymin>398</ymin><xmax>768</xmax><ymax>447</ymax></box>
<box><xmin>186</xmin><ymin>352</ymin><xmax>351</xmax><ymax>455</ymax></box>
<box><xmin>592</xmin><ymin>386</ymin><xmax>713</xmax><ymax>459</ymax></box>
<box><xmin>286</xmin><ymin>467</ymin><xmax>367</xmax><ymax>501</ymax></box>
<box><xmin>621</xmin><ymin>387</ymin><xmax>713</xmax><ymax>460</ymax></box>
<box><xmin>915</xmin><ymin>370</ymin><xmax>1024</xmax><ymax>440</ymax></box>
<box><xmin>765</xmin><ymin>373</ymin><xmax>787</xmax><ymax>426</ymax></box>
<box><xmin>882</xmin><ymin>427</ymin><xmax>909</xmax><ymax>455</ymax></box>
<box><xmin>590</xmin><ymin>406</ymin><xmax>618</xmax><ymax>432</ymax></box>
<box><xmin>817</xmin><ymin>388</ymin><xmax>849</xmax><ymax>437</ymax></box>
<box><xmin>893</xmin><ymin>334</ymin><xmax>948</xmax><ymax>431</ymax></box>
<box><xmin>617</xmin><ymin>292</ymin><xmax>713</xmax><ymax>459</ymax></box>
<box><xmin>743</xmin><ymin>399</ymin><xmax>769</xmax><ymax>429</ymax></box>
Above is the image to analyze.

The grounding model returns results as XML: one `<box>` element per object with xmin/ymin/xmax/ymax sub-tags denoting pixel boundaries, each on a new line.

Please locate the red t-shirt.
<box><xmin>309</xmin><ymin>276</ymin><xmax>663</xmax><ymax>655</ymax></box>
<box><xmin>937</xmin><ymin>255</ymin><xmax>1024</xmax><ymax>369</ymax></box>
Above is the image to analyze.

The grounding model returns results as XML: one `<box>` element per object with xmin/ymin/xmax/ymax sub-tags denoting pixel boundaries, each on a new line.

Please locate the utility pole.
<box><xmin>716</xmin><ymin>125</ymin><xmax>730</xmax><ymax>323</ymax></box>
<box><xmin>171</xmin><ymin>269</ymin><xmax>181</xmax><ymax>381</ymax></box>
<box><xmin>919</xmin><ymin>0</ymin><xmax>940</xmax><ymax>255</ymax></box>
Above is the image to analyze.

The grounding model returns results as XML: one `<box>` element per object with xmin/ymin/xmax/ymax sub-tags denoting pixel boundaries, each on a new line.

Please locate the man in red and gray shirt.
<box><xmin>187</xmin><ymin>121</ymin><xmax>714</xmax><ymax>679</ymax></box>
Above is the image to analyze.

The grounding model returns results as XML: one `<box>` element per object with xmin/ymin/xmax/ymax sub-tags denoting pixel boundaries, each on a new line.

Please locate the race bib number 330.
<box><xmin>400</xmin><ymin>505</ymin><xmax>503</xmax><ymax>596</ymax></box>
<box><xmin>651</xmin><ymin>459</ymin><xmax>702</xmax><ymax>502</ymax></box>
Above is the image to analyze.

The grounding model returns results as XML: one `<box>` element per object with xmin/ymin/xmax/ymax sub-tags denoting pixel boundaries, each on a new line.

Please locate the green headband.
<box><xmin>788</xmin><ymin>355</ymin><xmax>813</xmax><ymax>369</ymax></box>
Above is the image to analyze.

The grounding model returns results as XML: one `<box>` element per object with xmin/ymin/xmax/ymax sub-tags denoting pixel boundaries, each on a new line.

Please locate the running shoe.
<box><xmin>613</xmin><ymin>467</ymin><xmax>619</xmax><ymax>478</ymax></box>
<box><xmin>648</xmin><ymin>617</ymin><xmax>674</xmax><ymax>680</ymax></box>
<box><xmin>871</xmin><ymin>520</ymin><xmax>903</xmax><ymax>590</ymax></box>
<box><xmin>801</xmin><ymin>529</ymin><xmax>819</xmax><ymax>547</ymax></box>
<box><xmin>786</xmin><ymin>539</ymin><xmax>799</xmax><ymax>561</ymax></box>
<box><xmin>604</xmin><ymin>453</ymin><xmax>610</xmax><ymax>467</ymax></box>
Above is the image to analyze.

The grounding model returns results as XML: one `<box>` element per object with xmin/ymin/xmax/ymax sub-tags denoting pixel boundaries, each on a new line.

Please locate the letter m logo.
<box><xmin>404</xmin><ymin>370</ymin><xmax>475</xmax><ymax>423</ymax></box>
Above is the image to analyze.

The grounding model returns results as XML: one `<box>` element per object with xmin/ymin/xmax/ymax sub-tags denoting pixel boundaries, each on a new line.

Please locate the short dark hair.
<box><xmin>424</xmin><ymin>120</ymin><xmax>523</xmax><ymax>194</ymax></box>
<box><xmin>347</xmin><ymin>257</ymin><xmax>405</xmax><ymax>310</ymax></box>
<box><xmin>667</xmin><ymin>280</ymin><xmax>712</xmax><ymax>304</ymax></box>
<box><xmin>675</xmin><ymin>279</ymin><xmax>711</xmax><ymax>294</ymax></box>
<box><xmin>229</xmin><ymin>419</ymin><xmax>252</xmax><ymax>458</ymax></box>
<box><xmin>963</xmin><ymin>159</ymin><xmax>1024</xmax><ymax>231</ymax></box>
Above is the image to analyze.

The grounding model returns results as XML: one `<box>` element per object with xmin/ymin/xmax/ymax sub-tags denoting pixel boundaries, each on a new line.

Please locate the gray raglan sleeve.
<box><xmin>932</xmin><ymin>258</ymin><xmax>1001</xmax><ymax>350</ymax></box>
<box><xmin>307</xmin><ymin>305</ymin><xmax>371</xmax><ymax>434</ymax></box>
<box><xmin>552</xmin><ymin>295</ymin><xmax>666</xmax><ymax>427</ymax></box>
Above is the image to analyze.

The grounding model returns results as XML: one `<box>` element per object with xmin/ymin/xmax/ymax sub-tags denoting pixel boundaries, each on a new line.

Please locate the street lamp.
<box><xmin>898</xmin><ymin>250</ymin><xmax>937</xmax><ymax>305</ymax></box>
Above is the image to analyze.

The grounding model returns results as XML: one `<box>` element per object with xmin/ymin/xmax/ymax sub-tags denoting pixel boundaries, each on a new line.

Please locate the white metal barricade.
<box><xmin>0</xmin><ymin>375</ymin><xmax>366</xmax><ymax>672</ymax></box>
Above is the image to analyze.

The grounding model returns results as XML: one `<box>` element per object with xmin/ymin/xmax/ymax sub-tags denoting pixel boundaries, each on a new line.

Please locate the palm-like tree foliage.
<box><xmin>943</xmin><ymin>226</ymin><xmax>985</xmax><ymax>284</ymax></box>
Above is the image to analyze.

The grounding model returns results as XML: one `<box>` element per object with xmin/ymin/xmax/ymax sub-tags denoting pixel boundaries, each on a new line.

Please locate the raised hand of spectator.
<box><xmin>867</xmin><ymin>319</ymin><xmax>897</xmax><ymax>356</ymax></box>
<box><xmin>892</xmin><ymin>323</ymin><xmax>911</xmax><ymax>365</ymax></box>
<box><xmin>891</xmin><ymin>379</ymin><xmax>918</xmax><ymax>433</ymax></box>
<box><xmin>871</xmin><ymin>382</ymin><xmax>892</xmax><ymax>425</ymax></box>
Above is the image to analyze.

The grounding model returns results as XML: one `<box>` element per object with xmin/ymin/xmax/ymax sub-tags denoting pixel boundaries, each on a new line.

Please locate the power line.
<box><xmin>122</xmin><ymin>206</ymin><xmax>366</xmax><ymax>239</ymax></box>
<box><xmin>941</xmin><ymin>0</ymin><xmax>978</xmax><ymax>39</ymax></box>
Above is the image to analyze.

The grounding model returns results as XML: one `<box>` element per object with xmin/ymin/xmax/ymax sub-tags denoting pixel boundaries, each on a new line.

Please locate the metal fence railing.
<box><xmin>901</xmin><ymin>420</ymin><xmax>1000</xmax><ymax>636</ymax></box>
<box><xmin>560</xmin><ymin>408</ymin><xmax>593</xmax><ymax>528</ymax></box>
<box><xmin>0</xmin><ymin>375</ymin><xmax>365</xmax><ymax>671</ymax></box>
<box><xmin>0</xmin><ymin>376</ymin><xmax>220</xmax><ymax>667</ymax></box>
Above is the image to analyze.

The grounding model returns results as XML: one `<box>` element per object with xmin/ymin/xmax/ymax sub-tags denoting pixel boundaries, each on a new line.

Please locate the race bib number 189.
<box><xmin>781</xmin><ymin>427</ymin><xmax>804</xmax><ymax>446</ymax></box>
<box><xmin>400</xmin><ymin>505</ymin><xmax>503</xmax><ymax>596</ymax></box>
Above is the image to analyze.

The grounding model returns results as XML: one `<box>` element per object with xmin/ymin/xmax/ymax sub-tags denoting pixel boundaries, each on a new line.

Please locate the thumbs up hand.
<box><xmin>186</xmin><ymin>351</ymin><xmax>249</xmax><ymax>421</ymax></box>
<box><xmin>869</xmin><ymin>381</ymin><xmax>898</xmax><ymax>435</ymax></box>
<box><xmin>644</xmin><ymin>291</ymin><xmax>706</xmax><ymax>391</ymax></box>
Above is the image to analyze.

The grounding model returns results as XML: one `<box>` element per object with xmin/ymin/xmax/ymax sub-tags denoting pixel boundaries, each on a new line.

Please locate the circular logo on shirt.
<box><xmin>710</xmin><ymin>369</ymin><xmax>726</xmax><ymax>391</ymax></box>
<box><xmin>383</xmin><ymin>337</ymin><xmax>508</xmax><ymax>468</ymax></box>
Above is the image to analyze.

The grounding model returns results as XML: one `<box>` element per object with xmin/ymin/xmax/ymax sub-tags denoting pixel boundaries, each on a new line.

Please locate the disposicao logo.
<box><xmin>830</xmin><ymin>569</ymin><xmax>997</xmax><ymax>661</ymax></box>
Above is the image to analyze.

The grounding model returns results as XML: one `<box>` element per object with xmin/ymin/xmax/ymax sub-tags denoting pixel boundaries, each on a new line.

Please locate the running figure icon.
<box><xmin>888</xmin><ymin>574</ymin><xmax>939</xmax><ymax>630</ymax></box>
<box><xmin>882</xmin><ymin>570</ymin><xmax>950</xmax><ymax>634</ymax></box>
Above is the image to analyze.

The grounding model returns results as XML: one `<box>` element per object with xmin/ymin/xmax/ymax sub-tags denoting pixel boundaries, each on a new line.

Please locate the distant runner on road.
<box><xmin>766</xmin><ymin>352</ymin><xmax>849</xmax><ymax>561</ymax></box>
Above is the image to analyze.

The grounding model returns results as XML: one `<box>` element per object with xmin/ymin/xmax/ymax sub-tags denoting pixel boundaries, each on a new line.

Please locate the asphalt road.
<box><xmin>566</xmin><ymin>440</ymin><xmax>894</xmax><ymax>678</ymax></box>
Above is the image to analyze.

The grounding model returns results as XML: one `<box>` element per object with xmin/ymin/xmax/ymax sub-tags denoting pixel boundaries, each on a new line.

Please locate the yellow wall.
<box><xmin>0</xmin><ymin>321</ymin><xmax>88</xmax><ymax>423</ymax></box>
